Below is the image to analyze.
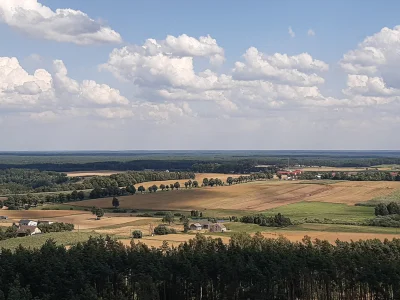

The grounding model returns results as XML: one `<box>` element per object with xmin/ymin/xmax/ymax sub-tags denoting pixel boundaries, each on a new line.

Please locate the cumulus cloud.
<box><xmin>0</xmin><ymin>56</ymin><xmax>193</xmax><ymax>126</ymax></box>
<box><xmin>0</xmin><ymin>0</ymin><xmax>122</xmax><ymax>45</ymax></box>
<box><xmin>307</xmin><ymin>29</ymin><xmax>315</xmax><ymax>36</ymax></box>
<box><xmin>100</xmin><ymin>34</ymin><xmax>227</xmax><ymax>91</ymax></box>
<box><xmin>232</xmin><ymin>47</ymin><xmax>327</xmax><ymax>86</ymax></box>
<box><xmin>288</xmin><ymin>26</ymin><xmax>295</xmax><ymax>38</ymax></box>
<box><xmin>340</xmin><ymin>26</ymin><xmax>400</xmax><ymax>75</ymax></box>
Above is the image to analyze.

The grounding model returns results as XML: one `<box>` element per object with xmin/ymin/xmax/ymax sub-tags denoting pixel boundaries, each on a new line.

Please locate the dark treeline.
<box><xmin>2</xmin><ymin>153</ymin><xmax>400</xmax><ymax>173</ymax></box>
<box><xmin>0</xmin><ymin>169</ymin><xmax>194</xmax><ymax>194</ymax></box>
<box><xmin>300</xmin><ymin>171</ymin><xmax>400</xmax><ymax>181</ymax></box>
<box><xmin>2</xmin><ymin>234</ymin><xmax>400</xmax><ymax>299</ymax></box>
<box><xmin>240</xmin><ymin>213</ymin><xmax>292</xmax><ymax>227</ymax></box>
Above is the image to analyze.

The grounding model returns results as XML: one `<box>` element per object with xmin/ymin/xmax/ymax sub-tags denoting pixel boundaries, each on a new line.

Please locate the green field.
<box><xmin>358</xmin><ymin>189</ymin><xmax>400</xmax><ymax>207</ymax></box>
<box><xmin>263</xmin><ymin>202</ymin><xmax>374</xmax><ymax>222</ymax></box>
<box><xmin>0</xmin><ymin>231</ymin><xmax>101</xmax><ymax>251</ymax></box>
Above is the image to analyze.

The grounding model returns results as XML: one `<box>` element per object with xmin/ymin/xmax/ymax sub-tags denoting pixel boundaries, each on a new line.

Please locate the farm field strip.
<box><xmin>70</xmin><ymin>180</ymin><xmax>400</xmax><ymax>211</ymax></box>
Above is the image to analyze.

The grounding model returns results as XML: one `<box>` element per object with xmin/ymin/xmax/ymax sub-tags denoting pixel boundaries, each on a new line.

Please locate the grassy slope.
<box><xmin>0</xmin><ymin>231</ymin><xmax>100</xmax><ymax>251</ymax></box>
<box><xmin>263</xmin><ymin>202</ymin><xmax>373</xmax><ymax>222</ymax></box>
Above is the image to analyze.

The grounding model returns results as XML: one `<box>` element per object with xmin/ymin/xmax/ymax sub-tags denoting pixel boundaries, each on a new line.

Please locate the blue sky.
<box><xmin>1</xmin><ymin>0</ymin><xmax>400</xmax><ymax>150</ymax></box>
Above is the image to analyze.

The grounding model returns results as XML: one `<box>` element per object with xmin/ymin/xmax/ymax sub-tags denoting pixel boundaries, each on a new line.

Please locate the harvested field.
<box><xmin>261</xmin><ymin>231</ymin><xmax>400</xmax><ymax>243</ymax></box>
<box><xmin>118</xmin><ymin>234</ymin><xmax>230</xmax><ymax>248</ymax></box>
<box><xmin>42</xmin><ymin>214</ymin><xmax>154</xmax><ymax>230</ymax></box>
<box><xmin>71</xmin><ymin>180</ymin><xmax>400</xmax><ymax>212</ymax></box>
<box><xmin>0</xmin><ymin>210</ymin><xmax>86</xmax><ymax>221</ymax></box>
<box><xmin>71</xmin><ymin>181</ymin><xmax>332</xmax><ymax>211</ymax></box>
<box><xmin>306</xmin><ymin>181</ymin><xmax>400</xmax><ymax>205</ymax></box>
<box><xmin>66</xmin><ymin>171</ymin><xmax>123</xmax><ymax>177</ymax></box>
<box><xmin>126</xmin><ymin>173</ymin><xmax>241</xmax><ymax>190</ymax></box>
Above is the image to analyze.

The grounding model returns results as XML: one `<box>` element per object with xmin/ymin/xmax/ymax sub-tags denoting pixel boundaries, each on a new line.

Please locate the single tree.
<box><xmin>174</xmin><ymin>182</ymin><xmax>181</xmax><ymax>190</ymax></box>
<box><xmin>151</xmin><ymin>185</ymin><xmax>158</xmax><ymax>193</ymax></box>
<box><xmin>96</xmin><ymin>208</ymin><xmax>104</xmax><ymax>220</ymax></box>
<box><xmin>132</xmin><ymin>230</ymin><xmax>142</xmax><ymax>238</ymax></box>
<box><xmin>184</xmin><ymin>182</ymin><xmax>189</xmax><ymax>189</ymax></box>
<box><xmin>203</xmin><ymin>178</ymin><xmax>209</xmax><ymax>186</ymax></box>
<box><xmin>138</xmin><ymin>186</ymin><xmax>145</xmax><ymax>194</ymax></box>
<box><xmin>375</xmin><ymin>203</ymin><xmax>389</xmax><ymax>216</ymax></box>
<box><xmin>148</xmin><ymin>186</ymin><xmax>153</xmax><ymax>193</ymax></box>
<box><xmin>227</xmin><ymin>177</ymin><xmax>233</xmax><ymax>185</ymax></box>
<box><xmin>112</xmin><ymin>197</ymin><xmax>120</xmax><ymax>208</ymax></box>
<box><xmin>169</xmin><ymin>183</ymin><xmax>174</xmax><ymax>190</ymax></box>
<box><xmin>126</xmin><ymin>185</ymin><xmax>137</xmax><ymax>195</ymax></box>
<box><xmin>160</xmin><ymin>184</ymin><xmax>166</xmax><ymax>191</ymax></box>
<box><xmin>77</xmin><ymin>191</ymin><xmax>85</xmax><ymax>200</ymax></box>
<box><xmin>162</xmin><ymin>212</ymin><xmax>174</xmax><ymax>224</ymax></box>
<box><xmin>193</xmin><ymin>180</ymin><xmax>199</xmax><ymax>188</ymax></box>
<box><xmin>188</xmin><ymin>180</ymin><xmax>193</xmax><ymax>188</ymax></box>
<box><xmin>180</xmin><ymin>216</ymin><xmax>190</xmax><ymax>232</ymax></box>
<box><xmin>387</xmin><ymin>202</ymin><xmax>400</xmax><ymax>214</ymax></box>
<box><xmin>208</xmin><ymin>178</ymin><xmax>216</xmax><ymax>187</ymax></box>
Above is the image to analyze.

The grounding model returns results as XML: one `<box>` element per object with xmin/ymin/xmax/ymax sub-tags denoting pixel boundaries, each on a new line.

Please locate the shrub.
<box><xmin>112</xmin><ymin>209</ymin><xmax>128</xmax><ymax>213</ymax></box>
<box><xmin>154</xmin><ymin>211</ymin><xmax>167</xmax><ymax>216</ymax></box>
<box><xmin>132</xmin><ymin>230</ymin><xmax>143</xmax><ymax>238</ymax></box>
<box><xmin>240</xmin><ymin>213</ymin><xmax>292</xmax><ymax>227</ymax></box>
<box><xmin>137</xmin><ymin>213</ymin><xmax>153</xmax><ymax>217</ymax></box>
<box><xmin>154</xmin><ymin>225</ymin><xmax>176</xmax><ymax>235</ymax></box>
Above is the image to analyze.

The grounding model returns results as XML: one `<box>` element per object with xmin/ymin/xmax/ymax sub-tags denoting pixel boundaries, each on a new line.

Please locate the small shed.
<box><xmin>17</xmin><ymin>225</ymin><xmax>41</xmax><ymax>236</ymax></box>
<box><xmin>209</xmin><ymin>223</ymin><xmax>226</xmax><ymax>233</ymax></box>
<box><xmin>190</xmin><ymin>223</ymin><xmax>202</xmax><ymax>231</ymax></box>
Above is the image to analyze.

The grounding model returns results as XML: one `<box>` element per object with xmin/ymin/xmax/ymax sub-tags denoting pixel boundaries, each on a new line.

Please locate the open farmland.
<box><xmin>0</xmin><ymin>210</ymin><xmax>87</xmax><ymax>220</ymax></box>
<box><xmin>136</xmin><ymin>173</ymin><xmax>240</xmax><ymax>190</ymax></box>
<box><xmin>66</xmin><ymin>170</ymin><xmax>123</xmax><ymax>177</ymax></box>
<box><xmin>305</xmin><ymin>181</ymin><xmax>400</xmax><ymax>205</ymax></box>
<box><xmin>70</xmin><ymin>180</ymin><xmax>400</xmax><ymax>211</ymax></box>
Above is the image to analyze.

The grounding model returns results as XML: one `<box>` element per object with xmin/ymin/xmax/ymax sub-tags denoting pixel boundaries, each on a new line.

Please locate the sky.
<box><xmin>1</xmin><ymin>0</ymin><xmax>400</xmax><ymax>150</ymax></box>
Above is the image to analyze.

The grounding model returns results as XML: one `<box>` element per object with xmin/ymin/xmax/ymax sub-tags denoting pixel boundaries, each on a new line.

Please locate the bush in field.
<box><xmin>38</xmin><ymin>222</ymin><xmax>74</xmax><ymax>233</ymax></box>
<box><xmin>154</xmin><ymin>225</ymin><xmax>176</xmax><ymax>235</ymax></box>
<box><xmin>241</xmin><ymin>213</ymin><xmax>292</xmax><ymax>227</ymax></box>
<box><xmin>132</xmin><ymin>230</ymin><xmax>143</xmax><ymax>238</ymax></box>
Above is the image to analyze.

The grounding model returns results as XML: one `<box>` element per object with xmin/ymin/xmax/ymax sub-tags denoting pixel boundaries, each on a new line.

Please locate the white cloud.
<box><xmin>340</xmin><ymin>26</ymin><xmax>400</xmax><ymax>75</ymax></box>
<box><xmin>0</xmin><ymin>0</ymin><xmax>122</xmax><ymax>45</ymax></box>
<box><xmin>232</xmin><ymin>47</ymin><xmax>327</xmax><ymax>86</ymax></box>
<box><xmin>307</xmin><ymin>29</ymin><xmax>315</xmax><ymax>36</ymax></box>
<box><xmin>288</xmin><ymin>26</ymin><xmax>295</xmax><ymax>38</ymax></box>
<box><xmin>100</xmin><ymin>34</ymin><xmax>226</xmax><ymax>90</ymax></box>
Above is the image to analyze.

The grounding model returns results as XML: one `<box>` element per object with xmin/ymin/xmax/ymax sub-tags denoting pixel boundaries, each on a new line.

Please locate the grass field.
<box><xmin>70</xmin><ymin>180</ymin><xmax>400</xmax><ymax>212</ymax></box>
<box><xmin>0</xmin><ymin>231</ymin><xmax>100</xmax><ymax>251</ymax></box>
<box><xmin>264</xmin><ymin>201</ymin><xmax>373</xmax><ymax>222</ymax></box>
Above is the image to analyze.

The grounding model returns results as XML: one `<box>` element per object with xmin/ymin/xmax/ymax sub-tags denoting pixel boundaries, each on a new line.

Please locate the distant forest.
<box><xmin>0</xmin><ymin>169</ymin><xmax>194</xmax><ymax>195</ymax></box>
<box><xmin>1</xmin><ymin>234</ymin><xmax>400</xmax><ymax>300</ymax></box>
<box><xmin>0</xmin><ymin>150</ymin><xmax>400</xmax><ymax>172</ymax></box>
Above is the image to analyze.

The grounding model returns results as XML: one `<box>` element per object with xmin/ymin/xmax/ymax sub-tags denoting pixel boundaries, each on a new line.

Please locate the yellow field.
<box><xmin>137</xmin><ymin>173</ymin><xmax>240</xmax><ymax>190</ymax></box>
<box><xmin>70</xmin><ymin>180</ymin><xmax>400</xmax><ymax>211</ymax></box>
<box><xmin>66</xmin><ymin>171</ymin><xmax>123</xmax><ymax>177</ymax></box>
<box><xmin>0</xmin><ymin>210</ymin><xmax>87</xmax><ymax>220</ymax></box>
<box><xmin>305</xmin><ymin>181</ymin><xmax>400</xmax><ymax>205</ymax></box>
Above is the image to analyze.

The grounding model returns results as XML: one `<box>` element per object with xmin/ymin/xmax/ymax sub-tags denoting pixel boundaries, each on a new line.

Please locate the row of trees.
<box><xmin>0</xmin><ymin>169</ymin><xmax>195</xmax><ymax>194</ymax></box>
<box><xmin>300</xmin><ymin>171</ymin><xmax>400</xmax><ymax>181</ymax></box>
<box><xmin>241</xmin><ymin>213</ymin><xmax>292</xmax><ymax>227</ymax></box>
<box><xmin>2</xmin><ymin>234</ymin><xmax>400</xmax><ymax>299</ymax></box>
